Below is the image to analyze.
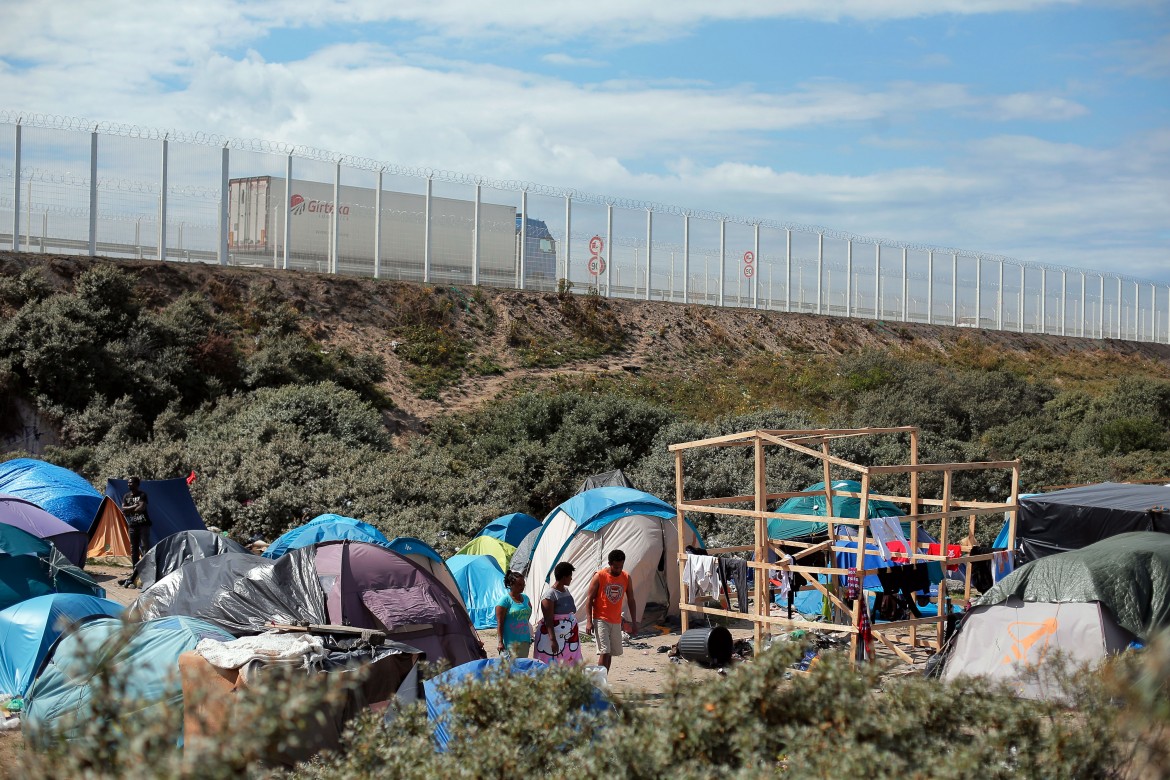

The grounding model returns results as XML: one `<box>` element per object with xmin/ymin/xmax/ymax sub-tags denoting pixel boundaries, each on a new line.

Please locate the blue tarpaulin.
<box><xmin>0</xmin><ymin>459</ymin><xmax>102</xmax><ymax>534</ymax></box>
<box><xmin>263</xmin><ymin>514</ymin><xmax>389</xmax><ymax>559</ymax></box>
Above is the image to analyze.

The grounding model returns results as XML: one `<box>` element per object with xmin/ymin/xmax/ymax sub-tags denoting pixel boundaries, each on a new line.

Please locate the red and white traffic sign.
<box><xmin>743</xmin><ymin>265</ymin><xmax>755</xmax><ymax>278</ymax></box>
<box><xmin>589</xmin><ymin>235</ymin><xmax>604</xmax><ymax>255</ymax></box>
<box><xmin>588</xmin><ymin>256</ymin><xmax>607</xmax><ymax>276</ymax></box>
<box><xmin>743</xmin><ymin>250</ymin><xmax>755</xmax><ymax>264</ymax></box>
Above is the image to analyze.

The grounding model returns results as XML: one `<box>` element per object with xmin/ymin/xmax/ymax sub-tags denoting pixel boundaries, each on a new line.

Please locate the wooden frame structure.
<box><xmin>670</xmin><ymin>427</ymin><xmax>1021</xmax><ymax>662</ymax></box>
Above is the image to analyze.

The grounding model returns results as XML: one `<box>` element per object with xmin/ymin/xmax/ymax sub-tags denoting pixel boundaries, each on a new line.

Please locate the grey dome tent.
<box><xmin>132</xmin><ymin>529</ymin><xmax>251</xmax><ymax>589</ymax></box>
<box><xmin>941</xmin><ymin>532</ymin><xmax>1169</xmax><ymax>699</ymax></box>
<box><xmin>578</xmin><ymin>469</ymin><xmax>636</xmax><ymax>493</ymax></box>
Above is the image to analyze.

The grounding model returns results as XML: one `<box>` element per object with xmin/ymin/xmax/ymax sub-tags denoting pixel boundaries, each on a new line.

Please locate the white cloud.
<box><xmin>541</xmin><ymin>53</ymin><xmax>607</xmax><ymax>68</ymax></box>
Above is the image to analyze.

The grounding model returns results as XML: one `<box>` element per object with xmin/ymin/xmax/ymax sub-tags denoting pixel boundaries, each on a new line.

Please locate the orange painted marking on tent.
<box><xmin>1001</xmin><ymin>617</ymin><xmax>1059</xmax><ymax>666</ymax></box>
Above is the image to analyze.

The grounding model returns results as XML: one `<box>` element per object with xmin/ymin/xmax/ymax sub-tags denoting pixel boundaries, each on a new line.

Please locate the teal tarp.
<box><xmin>0</xmin><ymin>459</ymin><xmax>102</xmax><ymax>533</ymax></box>
<box><xmin>0</xmin><ymin>594</ymin><xmax>123</xmax><ymax>697</ymax></box>
<box><xmin>979</xmin><ymin>532</ymin><xmax>1170</xmax><ymax>641</ymax></box>
<box><xmin>0</xmin><ymin>524</ymin><xmax>105</xmax><ymax>611</ymax></box>
<box><xmin>768</xmin><ymin>480</ymin><xmax>906</xmax><ymax>541</ymax></box>
<box><xmin>446</xmin><ymin>555</ymin><xmax>507</xmax><ymax>630</ymax></box>
<box><xmin>22</xmin><ymin>616</ymin><xmax>234</xmax><ymax>746</ymax></box>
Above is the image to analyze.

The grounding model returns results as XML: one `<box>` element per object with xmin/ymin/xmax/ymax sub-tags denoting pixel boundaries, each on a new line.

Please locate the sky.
<box><xmin>1</xmin><ymin>0</ymin><xmax>1168</xmax><ymax>282</ymax></box>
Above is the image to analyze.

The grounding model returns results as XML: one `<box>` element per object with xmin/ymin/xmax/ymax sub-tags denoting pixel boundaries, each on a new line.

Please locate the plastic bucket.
<box><xmin>677</xmin><ymin>626</ymin><xmax>734</xmax><ymax>666</ymax></box>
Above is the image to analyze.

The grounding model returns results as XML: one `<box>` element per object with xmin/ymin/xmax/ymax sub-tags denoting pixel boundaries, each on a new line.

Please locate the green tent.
<box><xmin>768</xmin><ymin>480</ymin><xmax>906</xmax><ymax>541</ymax></box>
<box><xmin>978</xmin><ymin>531</ymin><xmax>1170</xmax><ymax>641</ymax></box>
<box><xmin>454</xmin><ymin>536</ymin><xmax>516</xmax><ymax>572</ymax></box>
<box><xmin>0</xmin><ymin>524</ymin><xmax>105</xmax><ymax>611</ymax></box>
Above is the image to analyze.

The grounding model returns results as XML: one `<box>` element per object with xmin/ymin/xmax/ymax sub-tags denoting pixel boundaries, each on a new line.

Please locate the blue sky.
<box><xmin>1</xmin><ymin>0</ymin><xmax>1167</xmax><ymax>281</ymax></box>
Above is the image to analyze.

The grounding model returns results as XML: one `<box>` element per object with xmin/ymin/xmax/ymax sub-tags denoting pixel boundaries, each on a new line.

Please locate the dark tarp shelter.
<box><xmin>105</xmin><ymin>477</ymin><xmax>207</xmax><ymax>545</ymax></box>
<box><xmin>1016</xmin><ymin>482</ymin><xmax>1170</xmax><ymax>562</ymax></box>
<box><xmin>579</xmin><ymin>469</ymin><xmax>636</xmax><ymax>493</ymax></box>
<box><xmin>508</xmin><ymin>526</ymin><xmax>541</xmax><ymax>575</ymax></box>
<box><xmin>132</xmin><ymin>541</ymin><xmax>485</xmax><ymax>667</ymax></box>
<box><xmin>130</xmin><ymin>553</ymin><xmax>319</xmax><ymax>633</ymax></box>
<box><xmin>0</xmin><ymin>524</ymin><xmax>105</xmax><ymax>611</ymax></box>
<box><xmin>132</xmin><ymin>530</ymin><xmax>251</xmax><ymax>589</ymax></box>
<box><xmin>0</xmin><ymin>494</ymin><xmax>88</xmax><ymax>567</ymax></box>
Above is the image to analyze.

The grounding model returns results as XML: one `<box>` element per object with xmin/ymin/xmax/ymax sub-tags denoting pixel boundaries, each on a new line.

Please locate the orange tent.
<box><xmin>86</xmin><ymin>496</ymin><xmax>131</xmax><ymax>564</ymax></box>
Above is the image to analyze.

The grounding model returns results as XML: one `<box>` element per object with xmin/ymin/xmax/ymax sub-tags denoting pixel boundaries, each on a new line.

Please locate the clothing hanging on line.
<box><xmin>868</xmin><ymin>516</ymin><xmax>909</xmax><ymax>561</ymax></box>
<box><xmin>683</xmin><ymin>553</ymin><xmax>721</xmax><ymax>602</ymax></box>
<box><xmin>718</xmin><ymin>557</ymin><xmax>749</xmax><ymax>613</ymax></box>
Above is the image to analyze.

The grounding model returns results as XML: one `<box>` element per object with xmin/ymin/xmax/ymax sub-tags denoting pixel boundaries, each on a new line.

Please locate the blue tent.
<box><xmin>263</xmin><ymin>514</ymin><xmax>390</xmax><ymax>559</ymax></box>
<box><xmin>0</xmin><ymin>494</ymin><xmax>88</xmax><ymax>567</ymax></box>
<box><xmin>0</xmin><ymin>459</ymin><xmax>102</xmax><ymax>534</ymax></box>
<box><xmin>476</xmin><ymin>513</ymin><xmax>541</xmax><ymax>548</ymax></box>
<box><xmin>0</xmin><ymin>524</ymin><xmax>105</xmax><ymax>611</ymax></box>
<box><xmin>0</xmin><ymin>594</ymin><xmax>124</xmax><ymax>697</ymax></box>
<box><xmin>768</xmin><ymin>480</ymin><xmax>907</xmax><ymax>541</ymax></box>
<box><xmin>446</xmin><ymin>554</ymin><xmax>508</xmax><ymax>629</ymax></box>
<box><xmin>105</xmin><ymin>477</ymin><xmax>207</xmax><ymax>544</ymax></box>
<box><xmin>423</xmin><ymin>657</ymin><xmax>608</xmax><ymax>751</ymax></box>
<box><xmin>387</xmin><ymin>536</ymin><xmax>444</xmax><ymax>563</ymax></box>
<box><xmin>22</xmin><ymin>616</ymin><xmax>234</xmax><ymax>746</ymax></box>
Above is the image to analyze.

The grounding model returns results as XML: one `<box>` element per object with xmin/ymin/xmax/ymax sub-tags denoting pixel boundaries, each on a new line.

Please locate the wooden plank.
<box><xmin>867</xmin><ymin>460</ymin><xmax>1019</xmax><ymax>474</ymax></box>
<box><xmin>675</xmin><ymin>449</ymin><xmax>688</xmax><ymax>634</ymax></box>
<box><xmin>703</xmin><ymin>545</ymin><xmax>756</xmax><ymax>554</ymax></box>
<box><xmin>669</xmin><ymin>430</ymin><xmax>759</xmax><ymax>451</ymax></box>
<box><xmin>1009</xmin><ymin>463</ymin><xmax>1020</xmax><ymax>551</ymax></box>
<box><xmin>685</xmin><ymin>494</ymin><xmax>757</xmax><ymax>507</ymax></box>
<box><xmin>759</xmin><ymin>426</ymin><xmax>917</xmax><ymax>437</ymax></box>
<box><xmin>754</xmin><ymin>436</ymin><xmax>766</xmax><ymax>649</ymax></box>
<box><xmin>823</xmin><ymin>441</ymin><xmax>835</xmax><ymax>539</ymax></box>
<box><xmin>801</xmin><ymin>574</ymin><xmax>852</xmax><ymax>615</ymax></box>
<box><xmin>872</xmin><ymin>629</ymin><xmax>915</xmax><ymax>664</ymax></box>
<box><xmin>758</xmin><ymin>431</ymin><xmax>870</xmax><ymax>473</ymax></box>
<box><xmin>677</xmin><ymin>503</ymin><xmax>757</xmax><ymax>518</ymax></box>
<box><xmin>681</xmin><ymin>602</ymin><xmax>857</xmax><ymax>633</ymax></box>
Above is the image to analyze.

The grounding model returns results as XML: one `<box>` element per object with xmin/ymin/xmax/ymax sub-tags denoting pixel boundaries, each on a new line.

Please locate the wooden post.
<box><xmin>822</xmin><ymin>441</ymin><xmax>835</xmax><ymax>539</ymax></box>
<box><xmin>754</xmin><ymin>434</ymin><xmax>767</xmax><ymax>649</ymax></box>
<box><xmin>909</xmin><ymin>429</ymin><xmax>919</xmax><ymax>647</ymax></box>
<box><xmin>1008</xmin><ymin>461</ymin><xmax>1020</xmax><ymax>551</ymax></box>
<box><xmin>676</xmin><ymin>449</ymin><xmax>688</xmax><ymax>633</ymax></box>
<box><xmin>852</xmin><ymin>474</ymin><xmax>871</xmax><ymax>662</ymax></box>
<box><xmin>938</xmin><ymin>469</ymin><xmax>952</xmax><ymax>646</ymax></box>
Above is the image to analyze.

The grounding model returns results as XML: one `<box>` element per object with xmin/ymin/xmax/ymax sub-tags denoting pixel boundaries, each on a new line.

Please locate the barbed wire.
<box><xmin>0</xmin><ymin>110</ymin><xmax>1164</xmax><ymax>288</ymax></box>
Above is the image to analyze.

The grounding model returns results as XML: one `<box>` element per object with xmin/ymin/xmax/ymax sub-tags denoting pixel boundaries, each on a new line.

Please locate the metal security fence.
<box><xmin>2</xmin><ymin>111</ymin><xmax>1167</xmax><ymax>344</ymax></box>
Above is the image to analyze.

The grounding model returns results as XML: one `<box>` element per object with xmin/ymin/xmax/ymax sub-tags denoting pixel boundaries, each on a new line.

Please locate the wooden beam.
<box><xmin>872</xmin><ymin>629</ymin><xmax>915</xmax><ymax>664</ymax></box>
<box><xmin>675</xmin><ymin>449</ymin><xmax>688</xmax><ymax>633</ymax></box>
<box><xmin>867</xmin><ymin>460</ymin><xmax>1019</xmax><ymax>474</ymax></box>
<box><xmin>754</xmin><ymin>435</ymin><xmax>766</xmax><ymax>649</ymax></box>
<box><xmin>759</xmin><ymin>426</ymin><xmax>918</xmax><ymax>438</ymax></box>
<box><xmin>668</xmin><ymin>430</ymin><xmax>759</xmax><ymax>451</ymax></box>
<box><xmin>680</xmin><ymin>602</ymin><xmax>857</xmax><ymax>633</ymax></box>
<box><xmin>758</xmin><ymin>431</ymin><xmax>870</xmax><ymax>473</ymax></box>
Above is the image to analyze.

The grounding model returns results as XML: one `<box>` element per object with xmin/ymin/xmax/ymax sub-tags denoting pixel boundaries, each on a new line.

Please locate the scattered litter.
<box><xmin>656</xmin><ymin>645</ymin><xmax>671</xmax><ymax>654</ymax></box>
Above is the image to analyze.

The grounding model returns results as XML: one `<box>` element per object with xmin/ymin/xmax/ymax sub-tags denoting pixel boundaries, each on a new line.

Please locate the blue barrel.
<box><xmin>677</xmin><ymin>626</ymin><xmax>733</xmax><ymax>666</ymax></box>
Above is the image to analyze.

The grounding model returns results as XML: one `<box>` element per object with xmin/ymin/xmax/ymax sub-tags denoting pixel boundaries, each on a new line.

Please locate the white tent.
<box><xmin>523</xmin><ymin>487</ymin><xmax>700</xmax><ymax>630</ymax></box>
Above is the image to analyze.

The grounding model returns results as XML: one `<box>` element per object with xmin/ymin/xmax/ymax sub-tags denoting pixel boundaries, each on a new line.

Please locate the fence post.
<box><xmin>753</xmin><ymin>223</ymin><xmax>760</xmax><ymax>310</ymax></box>
<box><xmin>876</xmin><ymin>244</ymin><xmax>883</xmax><ymax>320</ymax></box>
<box><xmin>683</xmin><ymin>214</ymin><xmax>690</xmax><ymax>304</ymax></box>
<box><xmin>12</xmin><ymin>119</ymin><xmax>20</xmax><ymax>252</ymax></box>
<box><xmin>997</xmin><ymin>259</ymin><xmax>1004</xmax><ymax>330</ymax></box>
<box><xmin>331</xmin><ymin>160</ymin><xmax>341</xmax><ymax>274</ymax></box>
<box><xmin>926</xmin><ymin>249</ymin><xmax>935</xmax><ymax>325</ymax></box>
<box><xmin>846</xmin><ymin>238</ymin><xmax>854</xmax><ymax>318</ymax></box>
<box><xmin>562</xmin><ymin>194</ymin><xmax>571</xmax><ymax>285</ymax></box>
<box><xmin>816</xmin><ymin>232</ymin><xmax>824</xmax><ymax>315</ymax></box>
<box><xmin>785</xmin><ymin>229</ymin><xmax>792</xmax><ymax>312</ymax></box>
<box><xmin>605</xmin><ymin>203</ymin><xmax>613</xmax><ymax>298</ymax></box>
<box><xmin>645</xmin><ymin>209</ymin><xmax>653</xmax><ymax>301</ymax></box>
<box><xmin>374</xmin><ymin>168</ymin><xmax>383</xmax><ymax>279</ymax></box>
<box><xmin>517</xmin><ymin>188</ymin><xmax>526</xmax><ymax>290</ymax></box>
<box><xmin>1098</xmin><ymin>275</ymin><xmax>1105</xmax><ymax>338</ymax></box>
<box><xmin>1039</xmin><ymin>268</ymin><xmax>1047</xmax><ymax>334</ymax></box>
<box><xmin>901</xmin><ymin>246</ymin><xmax>908</xmax><ymax>322</ymax></box>
<box><xmin>1116</xmin><ymin>277</ymin><xmax>1123</xmax><ymax>338</ymax></box>
<box><xmin>425</xmin><ymin>176</ymin><xmax>435</xmax><ymax>284</ymax></box>
<box><xmin>718</xmin><ymin>219</ymin><xmax>726</xmax><ymax>307</ymax></box>
<box><xmin>472</xmin><ymin>183</ymin><xmax>481</xmax><ymax>286</ymax></box>
<box><xmin>282</xmin><ymin>153</ymin><xmax>292</xmax><ymax>270</ymax></box>
<box><xmin>1061</xmin><ymin>270</ymin><xmax>1067</xmax><ymax>336</ymax></box>
<box><xmin>158</xmin><ymin>136</ymin><xmax>168</xmax><ymax>261</ymax></box>
<box><xmin>216</xmin><ymin>144</ymin><xmax>229</xmax><ymax>266</ymax></box>
<box><xmin>1080</xmin><ymin>272</ymin><xmax>1086</xmax><ymax>338</ymax></box>
<box><xmin>88</xmin><ymin>127</ymin><xmax>98</xmax><ymax>257</ymax></box>
<box><xmin>1019</xmin><ymin>265</ymin><xmax>1025</xmax><ymax>332</ymax></box>
<box><xmin>951</xmin><ymin>253</ymin><xmax>959</xmax><ymax>327</ymax></box>
<box><xmin>974</xmin><ymin>256</ymin><xmax>981</xmax><ymax>328</ymax></box>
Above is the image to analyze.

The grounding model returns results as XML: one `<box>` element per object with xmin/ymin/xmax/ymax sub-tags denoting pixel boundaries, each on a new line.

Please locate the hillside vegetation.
<box><xmin>1</xmin><ymin>252</ymin><xmax>1168</xmax><ymax>551</ymax></box>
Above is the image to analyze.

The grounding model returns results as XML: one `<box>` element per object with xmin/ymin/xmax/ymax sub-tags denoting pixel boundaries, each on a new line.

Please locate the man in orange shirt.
<box><xmin>585</xmin><ymin>549</ymin><xmax>637</xmax><ymax>672</ymax></box>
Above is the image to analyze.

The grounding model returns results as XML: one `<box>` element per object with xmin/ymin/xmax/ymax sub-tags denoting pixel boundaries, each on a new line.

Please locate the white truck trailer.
<box><xmin>227</xmin><ymin>177</ymin><xmax>556</xmax><ymax>285</ymax></box>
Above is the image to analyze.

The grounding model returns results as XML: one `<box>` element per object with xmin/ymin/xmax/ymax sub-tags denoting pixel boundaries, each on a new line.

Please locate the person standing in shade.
<box><xmin>495</xmin><ymin>571</ymin><xmax>533</xmax><ymax>660</ymax></box>
<box><xmin>585</xmin><ymin>549</ymin><xmax>637</xmax><ymax>672</ymax></box>
<box><xmin>121</xmin><ymin>476</ymin><xmax>151</xmax><ymax>567</ymax></box>
<box><xmin>534</xmin><ymin>562</ymin><xmax>583</xmax><ymax>665</ymax></box>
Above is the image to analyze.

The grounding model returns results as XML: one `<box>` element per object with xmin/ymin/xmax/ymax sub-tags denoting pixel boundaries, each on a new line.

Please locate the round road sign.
<box><xmin>589</xmin><ymin>235</ymin><xmax>604</xmax><ymax>254</ymax></box>
<box><xmin>588</xmin><ymin>256</ymin><xmax>606</xmax><ymax>276</ymax></box>
<box><xmin>743</xmin><ymin>265</ymin><xmax>755</xmax><ymax>278</ymax></box>
<box><xmin>743</xmin><ymin>250</ymin><xmax>755</xmax><ymax>264</ymax></box>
